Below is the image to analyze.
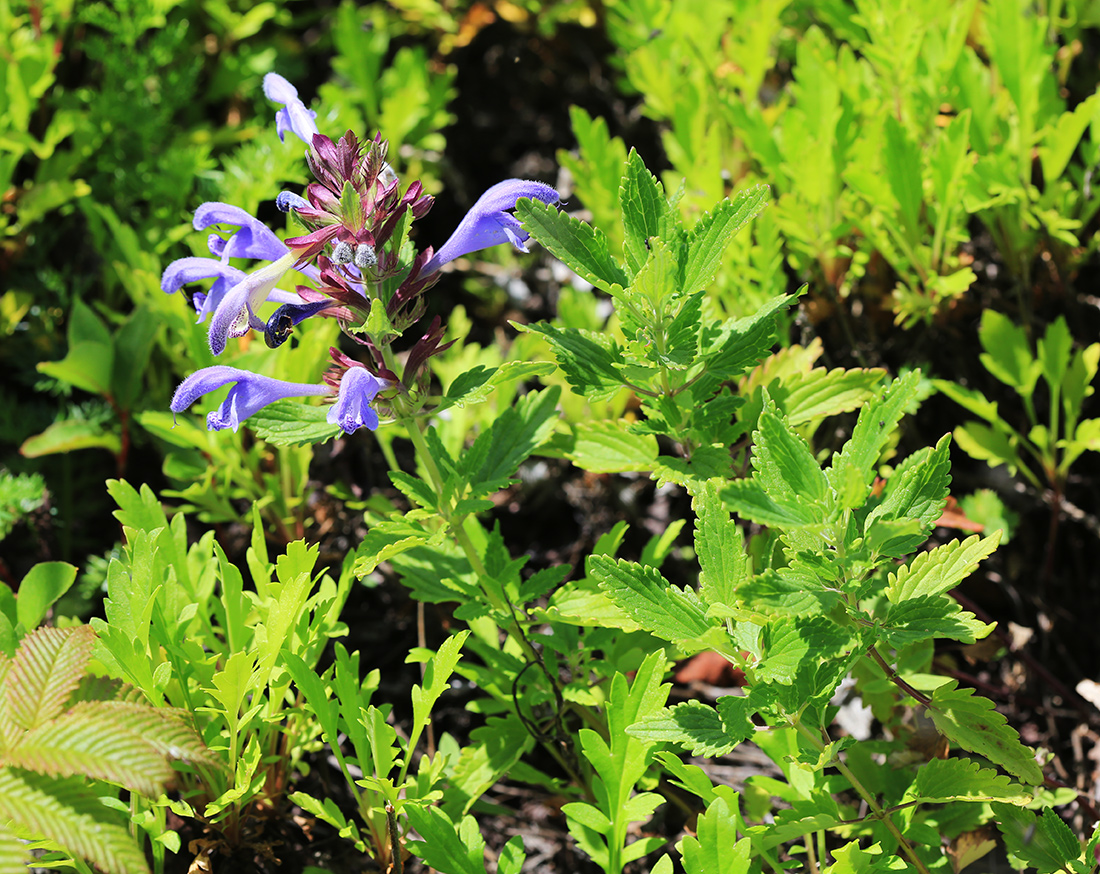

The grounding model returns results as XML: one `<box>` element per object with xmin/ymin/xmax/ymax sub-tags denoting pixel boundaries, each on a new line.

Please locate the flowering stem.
<box><xmin>393</xmin><ymin>390</ymin><xmax>541</xmax><ymax>666</ymax></box>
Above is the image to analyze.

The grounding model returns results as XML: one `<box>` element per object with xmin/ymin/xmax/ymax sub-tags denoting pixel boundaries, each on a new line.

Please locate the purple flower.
<box><xmin>423</xmin><ymin>179</ymin><xmax>560</xmax><ymax>275</ymax></box>
<box><xmin>162</xmin><ymin>202</ymin><xmax>320</xmax><ymax>324</ymax></box>
<box><xmin>171</xmin><ymin>366</ymin><xmax>332</xmax><ymax>432</ymax></box>
<box><xmin>327</xmin><ymin>366</ymin><xmax>387</xmax><ymax>433</ymax></box>
<box><xmin>194</xmin><ymin>202</ymin><xmax>289</xmax><ymax>262</ymax></box>
<box><xmin>208</xmin><ymin>252</ymin><xmax>299</xmax><ymax>355</ymax></box>
<box><xmin>263</xmin><ymin>73</ymin><xmax>319</xmax><ymax>145</ymax></box>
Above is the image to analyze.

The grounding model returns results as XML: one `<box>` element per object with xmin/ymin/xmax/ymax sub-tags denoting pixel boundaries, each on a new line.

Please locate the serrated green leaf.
<box><xmin>928</xmin><ymin>681</ymin><xmax>1043</xmax><ymax>784</ymax></box>
<box><xmin>443</xmin><ymin>713</ymin><xmax>533</xmax><ymax>817</ymax></box>
<box><xmin>627</xmin><ymin>700</ymin><xmax>738</xmax><ymax>756</ymax></box>
<box><xmin>698</xmin><ymin>293</ymin><xmax>799</xmax><ymax>387</ymax></box>
<box><xmin>783</xmin><ymin>367</ymin><xmax>886</xmax><ymax>425</ymax></box>
<box><xmin>753</xmin><ymin>393</ymin><xmax>828</xmax><ymax>506</ymax></box>
<box><xmin>247</xmin><ymin>400</ymin><xmax>341</xmax><ymax>446</ymax></box>
<box><xmin>992</xmin><ymin>803</ymin><xmax>1082</xmax><ymax>874</ymax></box>
<box><xmin>904</xmin><ymin>757</ymin><xmax>1029</xmax><ymax>805</ymax></box>
<box><xmin>620</xmin><ymin>148</ymin><xmax>668</xmax><ymax>275</ymax></box>
<box><xmin>521</xmin><ymin>322</ymin><xmax>624</xmax><ymax>401</ymax></box>
<box><xmin>692</xmin><ymin>479</ymin><xmax>748</xmax><ymax>608</ymax></box>
<box><xmin>883</xmin><ymin>115</ymin><xmax>922</xmax><ymax>239</ymax></box>
<box><xmin>516</xmin><ymin>197</ymin><xmax>630</xmax><ymax>292</ymax></box>
<box><xmin>867</xmin><ymin>434</ymin><xmax>952</xmax><ymax>533</ymax></box>
<box><xmin>567</xmin><ymin>421</ymin><xmax>658</xmax><ymax>473</ymax></box>
<box><xmin>829</xmin><ymin>370</ymin><xmax>922</xmax><ymax>491</ymax></box>
<box><xmin>465</xmin><ymin>387</ymin><xmax>561</xmax><ymax>491</ymax></box>
<box><xmin>683</xmin><ymin>186</ymin><xmax>769</xmax><ymax>296</ymax></box>
<box><xmin>886</xmin><ymin>533</ymin><xmax>1000</xmax><ymax>604</ymax></box>
<box><xmin>721</xmin><ymin>479</ymin><xmax>819</xmax><ymax>528</ymax></box>
<box><xmin>437</xmin><ymin>361</ymin><xmax>556</xmax><ymax>413</ymax></box>
<box><xmin>589</xmin><ymin>556</ymin><xmax>715</xmax><ymax>643</ymax></box>
<box><xmin>882</xmin><ymin>595</ymin><xmax>994</xmax><ymax>645</ymax></box>
<box><xmin>757</xmin><ymin>617</ymin><xmax>850</xmax><ymax>685</ymax></box>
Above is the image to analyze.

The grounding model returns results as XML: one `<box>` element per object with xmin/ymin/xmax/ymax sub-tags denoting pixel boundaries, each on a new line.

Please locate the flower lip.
<box><xmin>208</xmin><ymin>251</ymin><xmax>298</xmax><ymax>355</ymax></box>
<box><xmin>327</xmin><ymin>366</ymin><xmax>387</xmax><ymax>434</ymax></box>
<box><xmin>422</xmin><ymin>179</ymin><xmax>560</xmax><ymax>275</ymax></box>
<box><xmin>171</xmin><ymin>365</ymin><xmax>332</xmax><ymax>432</ymax></box>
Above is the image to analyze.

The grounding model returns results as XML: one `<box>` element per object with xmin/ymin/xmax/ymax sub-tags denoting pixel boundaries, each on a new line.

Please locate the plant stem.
<box><xmin>793</xmin><ymin>721</ymin><xmax>933</xmax><ymax>874</ymax></box>
<box><xmin>867</xmin><ymin>644</ymin><xmax>933</xmax><ymax>707</ymax></box>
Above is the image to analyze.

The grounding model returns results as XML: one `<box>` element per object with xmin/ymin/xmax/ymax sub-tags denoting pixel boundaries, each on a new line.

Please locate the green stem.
<box><xmin>793</xmin><ymin>721</ymin><xmax>933</xmax><ymax>874</ymax></box>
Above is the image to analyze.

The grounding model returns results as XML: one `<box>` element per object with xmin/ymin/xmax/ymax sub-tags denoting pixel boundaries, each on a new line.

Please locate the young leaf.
<box><xmin>682</xmin><ymin>185</ymin><xmax>769</xmax><ymax>296</ymax></box>
<box><xmin>680</xmin><ymin>797</ymin><xmax>751</xmax><ymax>874</ymax></box>
<box><xmin>829</xmin><ymin>370</ymin><xmax>922</xmax><ymax>493</ymax></box>
<box><xmin>567</xmin><ymin>421</ymin><xmax>659</xmax><ymax>473</ymax></box>
<box><xmin>752</xmin><ymin>392</ymin><xmax>828</xmax><ymax>507</ymax></box>
<box><xmin>619</xmin><ymin>148</ymin><xmax>668</xmax><ymax>275</ymax></box>
<box><xmin>520</xmin><ymin>322</ymin><xmax>625</xmax><ymax>402</ymax></box>
<box><xmin>886</xmin><ymin>533</ymin><xmax>1001</xmax><ymax>604</ymax></box>
<box><xmin>691</xmin><ymin>479</ymin><xmax>749</xmax><ymax>608</ymax></box>
<box><xmin>405</xmin><ymin>805</ymin><xmax>488</xmax><ymax>874</ymax></box>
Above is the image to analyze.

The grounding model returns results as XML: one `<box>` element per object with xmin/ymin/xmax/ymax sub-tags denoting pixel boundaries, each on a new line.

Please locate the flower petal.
<box><xmin>161</xmin><ymin>258</ymin><xmax>245</xmax><ymax>295</ymax></box>
<box><xmin>326</xmin><ymin>367</ymin><xmax>386</xmax><ymax>434</ymax></box>
<box><xmin>193</xmin><ymin>202</ymin><xmax>288</xmax><ymax>263</ymax></box>
<box><xmin>172</xmin><ymin>365</ymin><xmax>332</xmax><ymax>432</ymax></box>
<box><xmin>263</xmin><ymin>73</ymin><xmax>319</xmax><ymax>145</ymax></box>
<box><xmin>423</xmin><ymin>179</ymin><xmax>559</xmax><ymax>274</ymax></box>
<box><xmin>208</xmin><ymin>252</ymin><xmax>297</xmax><ymax>355</ymax></box>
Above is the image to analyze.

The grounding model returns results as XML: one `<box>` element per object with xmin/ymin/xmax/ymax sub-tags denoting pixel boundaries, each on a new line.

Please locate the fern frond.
<box><xmin>0</xmin><ymin>820</ymin><xmax>31</xmax><ymax>874</ymax></box>
<box><xmin>5</xmin><ymin>626</ymin><xmax>94</xmax><ymax>731</ymax></box>
<box><xmin>0</xmin><ymin>769</ymin><xmax>148</xmax><ymax>874</ymax></box>
<box><xmin>8</xmin><ymin>708</ymin><xmax>175</xmax><ymax>796</ymax></box>
<box><xmin>78</xmin><ymin>701</ymin><xmax>220</xmax><ymax>767</ymax></box>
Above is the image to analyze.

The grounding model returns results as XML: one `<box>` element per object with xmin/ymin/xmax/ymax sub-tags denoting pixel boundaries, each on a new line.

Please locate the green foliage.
<box><xmin>90</xmin><ymin>480</ymin><xmax>351</xmax><ymax>840</ymax></box>
<box><xmin>937</xmin><ymin>312</ymin><xmax>1100</xmax><ymax>496</ymax></box>
<box><xmin>0</xmin><ymin>625</ymin><xmax>211</xmax><ymax>874</ymax></box>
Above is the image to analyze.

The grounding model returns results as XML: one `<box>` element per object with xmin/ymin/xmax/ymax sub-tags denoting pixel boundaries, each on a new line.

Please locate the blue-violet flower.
<box><xmin>171</xmin><ymin>366</ymin><xmax>332</xmax><ymax>432</ymax></box>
